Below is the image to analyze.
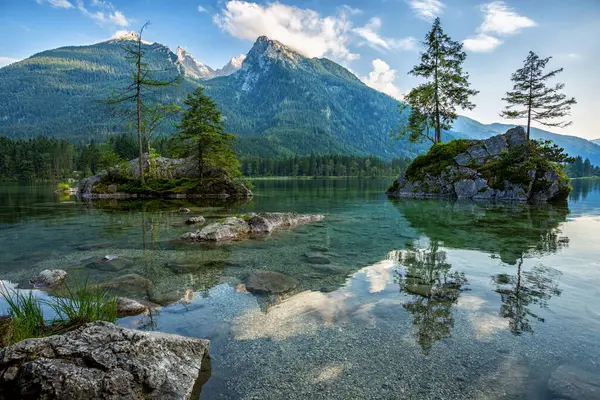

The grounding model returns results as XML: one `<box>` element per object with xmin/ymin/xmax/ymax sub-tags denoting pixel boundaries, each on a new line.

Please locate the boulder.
<box><xmin>248</xmin><ymin>212</ymin><xmax>325</xmax><ymax>233</ymax></box>
<box><xmin>85</xmin><ymin>256</ymin><xmax>133</xmax><ymax>272</ymax></box>
<box><xmin>454</xmin><ymin>153</ymin><xmax>472</xmax><ymax>166</ymax></box>
<box><xmin>181</xmin><ymin>217</ymin><xmax>250</xmax><ymax>242</ymax></box>
<box><xmin>180</xmin><ymin>213</ymin><xmax>325</xmax><ymax>242</ymax></box>
<box><xmin>116</xmin><ymin>297</ymin><xmax>151</xmax><ymax>317</ymax></box>
<box><xmin>466</xmin><ymin>144</ymin><xmax>490</xmax><ymax>159</ymax></box>
<box><xmin>245</xmin><ymin>270</ymin><xmax>299</xmax><ymax>294</ymax></box>
<box><xmin>30</xmin><ymin>269</ymin><xmax>67</xmax><ymax>289</ymax></box>
<box><xmin>547</xmin><ymin>365</ymin><xmax>600</xmax><ymax>400</ymax></box>
<box><xmin>0</xmin><ymin>321</ymin><xmax>211</xmax><ymax>399</ymax></box>
<box><xmin>483</xmin><ymin>134</ymin><xmax>507</xmax><ymax>156</ymax></box>
<box><xmin>185</xmin><ymin>216</ymin><xmax>205</xmax><ymax>225</ymax></box>
<box><xmin>305</xmin><ymin>253</ymin><xmax>332</xmax><ymax>265</ymax></box>
<box><xmin>100</xmin><ymin>274</ymin><xmax>153</xmax><ymax>298</ymax></box>
<box><xmin>179</xmin><ymin>207</ymin><xmax>191</xmax><ymax>213</ymax></box>
<box><xmin>505</xmin><ymin>126</ymin><xmax>527</xmax><ymax>147</ymax></box>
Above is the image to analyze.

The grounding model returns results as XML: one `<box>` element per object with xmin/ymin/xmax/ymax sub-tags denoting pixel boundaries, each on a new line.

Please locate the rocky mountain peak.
<box><xmin>245</xmin><ymin>36</ymin><xmax>303</xmax><ymax>67</ymax></box>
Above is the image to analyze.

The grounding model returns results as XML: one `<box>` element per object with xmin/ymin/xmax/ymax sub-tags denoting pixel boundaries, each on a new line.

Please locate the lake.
<box><xmin>1</xmin><ymin>178</ymin><xmax>600</xmax><ymax>399</ymax></box>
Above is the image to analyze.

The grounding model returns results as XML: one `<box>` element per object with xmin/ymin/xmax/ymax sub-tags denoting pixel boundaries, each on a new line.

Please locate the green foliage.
<box><xmin>477</xmin><ymin>141</ymin><xmax>569</xmax><ymax>190</ymax></box>
<box><xmin>242</xmin><ymin>154</ymin><xmax>409</xmax><ymax>178</ymax></box>
<box><xmin>1</xmin><ymin>285</ymin><xmax>46</xmax><ymax>343</ymax></box>
<box><xmin>177</xmin><ymin>87</ymin><xmax>242</xmax><ymax>179</ymax></box>
<box><xmin>1</xmin><ymin>278</ymin><xmax>118</xmax><ymax>345</ymax></box>
<box><xmin>49</xmin><ymin>278</ymin><xmax>117</xmax><ymax>328</ymax></box>
<box><xmin>501</xmin><ymin>51</ymin><xmax>577</xmax><ymax>138</ymax></box>
<box><xmin>57</xmin><ymin>182</ymin><xmax>71</xmax><ymax>193</ymax></box>
<box><xmin>403</xmin><ymin>17</ymin><xmax>478</xmax><ymax>144</ymax></box>
<box><xmin>565</xmin><ymin>156</ymin><xmax>600</xmax><ymax>178</ymax></box>
<box><xmin>405</xmin><ymin>139</ymin><xmax>473</xmax><ymax>180</ymax></box>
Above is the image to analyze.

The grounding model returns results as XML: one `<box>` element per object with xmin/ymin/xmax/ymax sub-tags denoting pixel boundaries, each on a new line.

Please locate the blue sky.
<box><xmin>0</xmin><ymin>0</ymin><xmax>599</xmax><ymax>139</ymax></box>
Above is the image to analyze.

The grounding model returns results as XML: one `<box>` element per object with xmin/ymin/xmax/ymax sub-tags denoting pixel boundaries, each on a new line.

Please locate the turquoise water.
<box><xmin>1</xmin><ymin>179</ymin><xmax>600</xmax><ymax>399</ymax></box>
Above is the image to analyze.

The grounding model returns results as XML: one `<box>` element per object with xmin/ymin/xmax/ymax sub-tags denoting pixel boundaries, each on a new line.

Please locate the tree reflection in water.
<box><xmin>392</xmin><ymin>242</ymin><xmax>469</xmax><ymax>353</ymax></box>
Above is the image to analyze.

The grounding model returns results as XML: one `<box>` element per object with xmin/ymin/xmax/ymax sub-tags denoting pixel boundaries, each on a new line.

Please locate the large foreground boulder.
<box><xmin>77</xmin><ymin>155</ymin><xmax>252</xmax><ymax>199</ymax></box>
<box><xmin>386</xmin><ymin>127</ymin><xmax>571</xmax><ymax>203</ymax></box>
<box><xmin>0</xmin><ymin>321</ymin><xmax>211</xmax><ymax>400</ymax></box>
<box><xmin>180</xmin><ymin>212</ymin><xmax>325</xmax><ymax>242</ymax></box>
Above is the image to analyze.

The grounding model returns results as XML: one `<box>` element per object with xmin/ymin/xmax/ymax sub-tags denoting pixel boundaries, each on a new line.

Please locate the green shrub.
<box><xmin>406</xmin><ymin>139</ymin><xmax>474</xmax><ymax>181</ymax></box>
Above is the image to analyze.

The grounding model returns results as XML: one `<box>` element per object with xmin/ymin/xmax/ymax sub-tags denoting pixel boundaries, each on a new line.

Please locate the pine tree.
<box><xmin>501</xmin><ymin>51</ymin><xmax>576</xmax><ymax>140</ymax></box>
<box><xmin>107</xmin><ymin>22</ymin><xmax>179</xmax><ymax>184</ymax></box>
<box><xmin>396</xmin><ymin>18</ymin><xmax>478</xmax><ymax>144</ymax></box>
<box><xmin>177</xmin><ymin>87</ymin><xmax>240</xmax><ymax>181</ymax></box>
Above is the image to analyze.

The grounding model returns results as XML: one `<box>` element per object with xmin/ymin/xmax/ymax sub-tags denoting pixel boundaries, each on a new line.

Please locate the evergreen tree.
<box><xmin>396</xmin><ymin>18</ymin><xmax>478</xmax><ymax>144</ymax></box>
<box><xmin>176</xmin><ymin>87</ymin><xmax>241</xmax><ymax>181</ymax></box>
<box><xmin>107</xmin><ymin>22</ymin><xmax>179</xmax><ymax>184</ymax></box>
<box><xmin>501</xmin><ymin>51</ymin><xmax>577</xmax><ymax>140</ymax></box>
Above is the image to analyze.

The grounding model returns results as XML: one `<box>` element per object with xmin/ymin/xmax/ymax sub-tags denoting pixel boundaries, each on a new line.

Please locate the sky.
<box><xmin>0</xmin><ymin>0</ymin><xmax>599</xmax><ymax>140</ymax></box>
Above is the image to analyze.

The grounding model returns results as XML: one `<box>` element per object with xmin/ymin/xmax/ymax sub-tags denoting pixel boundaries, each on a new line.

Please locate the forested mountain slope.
<box><xmin>1</xmin><ymin>35</ymin><xmax>598</xmax><ymax>162</ymax></box>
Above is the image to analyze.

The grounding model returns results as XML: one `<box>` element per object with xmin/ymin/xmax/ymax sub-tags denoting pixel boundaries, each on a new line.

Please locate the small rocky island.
<box><xmin>386</xmin><ymin>126</ymin><xmax>571</xmax><ymax>202</ymax></box>
<box><xmin>78</xmin><ymin>155</ymin><xmax>252</xmax><ymax>199</ymax></box>
<box><xmin>181</xmin><ymin>212</ymin><xmax>325</xmax><ymax>242</ymax></box>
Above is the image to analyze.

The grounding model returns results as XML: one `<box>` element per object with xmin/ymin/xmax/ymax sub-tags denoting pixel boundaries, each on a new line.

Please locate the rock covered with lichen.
<box><xmin>181</xmin><ymin>212</ymin><xmax>325</xmax><ymax>242</ymax></box>
<box><xmin>386</xmin><ymin>126</ymin><xmax>571</xmax><ymax>202</ymax></box>
<box><xmin>0</xmin><ymin>321</ymin><xmax>211</xmax><ymax>399</ymax></box>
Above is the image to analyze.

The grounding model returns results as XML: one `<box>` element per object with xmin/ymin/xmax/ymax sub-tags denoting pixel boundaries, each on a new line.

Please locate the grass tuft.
<box><xmin>1</xmin><ymin>277</ymin><xmax>118</xmax><ymax>346</ymax></box>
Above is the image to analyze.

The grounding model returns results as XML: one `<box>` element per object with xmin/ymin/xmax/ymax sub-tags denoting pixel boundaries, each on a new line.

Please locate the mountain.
<box><xmin>1</xmin><ymin>35</ymin><xmax>599</xmax><ymax>163</ymax></box>
<box><xmin>592</xmin><ymin>139</ymin><xmax>600</xmax><ymax>145</ymax></box>
<box><xmin>176</xmin><ymin>46</ymin><xmax>244</xmax><ymax>79</ymax></box>
<box><xmin>176</xmin><ymin>46</ymin><xmax>216</xmax><ymax>79</ymax></box>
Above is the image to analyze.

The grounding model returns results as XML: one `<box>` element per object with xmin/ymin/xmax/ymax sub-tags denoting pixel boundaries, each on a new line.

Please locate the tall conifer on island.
<box><xmin>500</xmin><ymin>51</ymin><xmax>577</xmax><ymax>141</ymax></box>
<box><xmin>394</xmin><ymin>18</ymin><xmax>478</xmax><ymax>145</ymax></box>
<box><xmin>177</xmin><ymin>87</ymin><xmax>241</xmax><ymax>181</ymax></box>
<box><xmin>107</xmin><ymin>22</ymin><xmax>179</xmax><ymax>184</ymax></box>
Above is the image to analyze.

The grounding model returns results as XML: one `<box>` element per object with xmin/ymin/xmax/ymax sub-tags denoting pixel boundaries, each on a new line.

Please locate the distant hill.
<box><xmin>1</xmin><ymin>34</ymin><xmax>598</xmax><ymax>163</ymax></box>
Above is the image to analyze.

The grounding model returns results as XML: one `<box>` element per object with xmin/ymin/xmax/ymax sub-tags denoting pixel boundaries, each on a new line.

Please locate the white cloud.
<box><xmin>37</xmin><ymin>0</ymin><xmax>130</xmax><ymax>28</ymax></box>
<box><xmin>340</xmin><ymin>5</ymin><xmax>362</xmax><ymax>16</ymax></box>
<box><xmin>198</xmin><ymin>5</ymin><xmax>207</xmax><ymax>13</ymax></box>
<box><xmin>213</xmin><ymin>1</ymin><xmax>359</xmax><ymax>62</ymax></box>
<box><xmin>360</xmin><ymin>59</ymin><xmax>402</xmax><ymax>99</ymax></box>
<box><xmin>463</xmin><ymin>33</ymin><xmax>502</xmax><ymax>52</ymax></box>
<box><xmin>75</xmin><ymin>0</ymin><xmax>130</xmax><ymax>27</ymax></box>
<box><xmin>479</xmin><ymin>1</ymin><xmax>536</xmax><ymax>36</ymax></box>
<box><xmin>0</xmin><ymin>57</ymin><xmax>21</xmax><ymax>67</ymax></box>
<box><xmin>463</xmin><ymin>1</ymin><xmax>535</xmax><ymax>53</ymax></box>
<box><xmin>35</xmin><ymin>0</ymin><xmax>73</xmax><ymax>8</ymax></box>
<box><xmin>407</xmin><ymin>0</ymin><xmax>445</xmax><ymax>21</ymax></box>
<box><xmin>353</xmin><ymin>17</ymin><xmax>416</xmax><ymax>52</ymax></box>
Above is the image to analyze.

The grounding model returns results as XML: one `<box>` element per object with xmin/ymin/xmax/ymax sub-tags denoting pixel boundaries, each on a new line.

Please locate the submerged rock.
<box><xmin>547</xmin><ymin>365</ymin><xmax>600</xmax><ymax>400</ymax></box>
<box><xmin>185</xmin><ymin>216</ymin><xmax>205</xmax><ymax>225</ymax></box>
<box><xmin>245</xmin><ymin>270</ymin><xmax>299</xmax><ymax>294</ymax></box>
<box><xmin>30</xmin><ymin>269</ymin><xmax>67</xmax><ymax>289</ymax></box>
<box><xmin>0</xmin><ymin>321</ymin><xmax>211</xmax><ymax>399</ymax></box>
<box><xmin>248</xmin><ymin>212</ymin><xmax>325</xmax><ymax>233</ymax></box>
<box><xmin>181</xmin><ymin>217</ymin><xmax>250</xmax><ymax>242</ymax></box>
<box><xmin>386</xmin><ymin>126</ymin><xmax>570</xmax><ymax>203</ymax></box>
<box><xmin>116</xmin><ymin>297</ymin><xmax>151</xmax><ymax>317</ymax></box>
<box><xmin>180</xmin><ymin>212</ymin><xmax>325</xmax><ymax>242</ymax></box>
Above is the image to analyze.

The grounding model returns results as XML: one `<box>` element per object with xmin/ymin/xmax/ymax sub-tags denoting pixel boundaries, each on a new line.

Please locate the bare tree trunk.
<box><xmin>526</xmin><ymin>69</ymin><xmax>533</xmax><ymax>142</ymax></box>
<box><xmin>136</xmin><ymin>35</ymin><xmax>145</xmax><ymax>185</ymax></box>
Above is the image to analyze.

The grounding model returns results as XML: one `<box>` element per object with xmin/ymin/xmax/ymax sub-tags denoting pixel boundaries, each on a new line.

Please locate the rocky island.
<box><xmin>78</xmin><ymin>155</ymin><xmax>252</xmax><ymax>199</ymax></box>
<box><xmin>386</xmin><ymin>127</ymin><xmax>571</xmax><ymax>202</ymax></box>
